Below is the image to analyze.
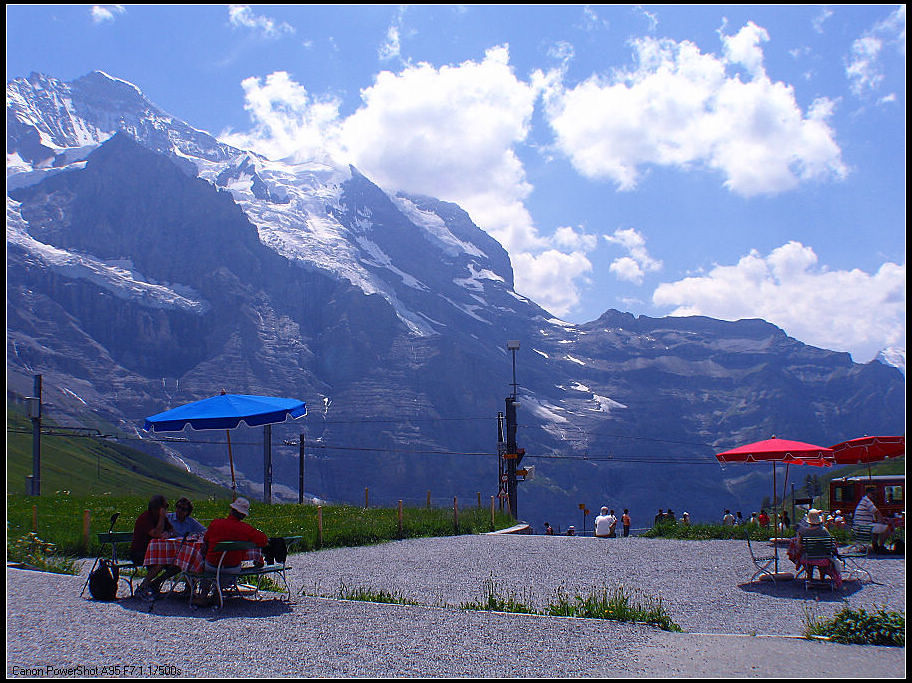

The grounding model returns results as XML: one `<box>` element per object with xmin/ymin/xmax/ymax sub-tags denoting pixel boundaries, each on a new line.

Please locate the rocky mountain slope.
<box><xmin>7</xmin><ymin>71</ymin><xmax>905</xmax><ymax>528</ymax></box>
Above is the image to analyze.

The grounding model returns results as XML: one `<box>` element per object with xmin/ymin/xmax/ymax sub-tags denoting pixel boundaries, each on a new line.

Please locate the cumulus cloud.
<box><xmin>652</xmin><ymin>242</ymin><xmax>906</xmax><ymax>363</ymax></box>
<box><xmin>228</xmin><ymin>5</ymin><xmax>294</xmax><ymax>39</ymax></box>
<box><xmin>219</xmin><ymin>71</ymin><xmax>343</xmax><ymax>163</ymax></box>
<box><xmin>219</xmin><ymin>46</ymin><xmax>597</xmax><ymax>316</ymax></box>
<box><xmin>537</xmin><ymin>24</ymin><xmax>847</xmax><ymax>196</ymax></box>
<box><xmin>603</xmin><ymin>228</ymin><xmax>662</xmax><ymax>285</ymax></box>
<box><xmin>91</xmin><ymin>5</ymin><xmax>124</xmax><ymax>23</ymax></box>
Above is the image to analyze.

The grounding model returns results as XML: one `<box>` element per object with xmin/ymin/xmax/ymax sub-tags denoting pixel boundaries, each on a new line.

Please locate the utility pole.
<box><xmin>28</xmin><ymin>375</ymin><xmax>42</xmax><ymax>496</ymax></box>
<box><xmin>504</xmin><ymin>341</ymin><xmax>524</xmax><ymax>519</ymax></box>
<box><xmin>497</xmin><ymin>412</ymin><xmax>506</xmax><ymax>511</ymax></box>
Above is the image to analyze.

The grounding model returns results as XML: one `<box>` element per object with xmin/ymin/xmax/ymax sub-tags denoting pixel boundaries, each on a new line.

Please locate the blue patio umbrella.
<box><xmin>144</xmin><ymin>392</ymin><xmax>307</xmax><ymax>500</ymax></box>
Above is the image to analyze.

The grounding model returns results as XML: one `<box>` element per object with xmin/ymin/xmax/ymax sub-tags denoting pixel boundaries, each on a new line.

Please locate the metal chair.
<box><xmin>840</xmin><ymin>524</ymin><xmax>875</xmax><ymax>584</ymax></box>
<box><xmin>80</xmin><ymin>531</ymin><xmax>141</xmax><ymax>599</ymax></box>
<box><xmin>746</xmin><ymin>532</ymin><xmax>778</xmax><ymax>582</ymax></box>
<box><xmin>801</xmin><ymin>536</ymin><xmax>839</xmax><ymax>591</ymax></box>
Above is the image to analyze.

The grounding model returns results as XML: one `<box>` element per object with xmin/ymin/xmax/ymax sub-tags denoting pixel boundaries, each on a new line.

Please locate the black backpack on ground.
<box><xmin>88</xmin><ymin>559</ymin><xmax>119</xmax><ymax>601</ymax></box>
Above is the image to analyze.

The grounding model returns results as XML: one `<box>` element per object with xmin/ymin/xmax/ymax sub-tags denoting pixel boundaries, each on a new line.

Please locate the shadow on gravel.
<box><xmin>737</xmin><ymin>579</ymin><xmax>864</xmax><ymax>601</ymax></box>
<box><xmin>111</xmin><ymin>594</ymin><xmax>295</xmax><ymax>619</ymax></box>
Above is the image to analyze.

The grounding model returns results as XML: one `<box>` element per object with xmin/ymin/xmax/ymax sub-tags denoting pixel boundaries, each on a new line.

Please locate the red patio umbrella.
<box><xmin>829</xmin><ymin>435</ymin><xmax>905</xmax><ymax>465</ymax></box>
<box><xmin>716</xmin><ymin>436</ymin><xmax>834</xmax><ymax>578</ymax></box>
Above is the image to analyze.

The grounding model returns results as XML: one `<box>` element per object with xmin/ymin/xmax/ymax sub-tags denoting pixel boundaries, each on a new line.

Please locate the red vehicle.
<box><xmin>829</xmin><ymin>475</ymin><xmax>905</xmax><ymax>519</ymax></box>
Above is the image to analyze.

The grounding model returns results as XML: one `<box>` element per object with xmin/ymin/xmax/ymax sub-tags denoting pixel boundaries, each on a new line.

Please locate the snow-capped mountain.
<box><xmin>7</xmin><ymin>71</ymin><xmax>905</xmax><ymax>526</ymax></box>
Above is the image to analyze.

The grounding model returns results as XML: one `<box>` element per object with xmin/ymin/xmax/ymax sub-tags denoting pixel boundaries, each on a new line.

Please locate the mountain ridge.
<box><xmin>6</xmin><ymin>70</ymin><xmax>905</xmax><ymax>528</ymax></box>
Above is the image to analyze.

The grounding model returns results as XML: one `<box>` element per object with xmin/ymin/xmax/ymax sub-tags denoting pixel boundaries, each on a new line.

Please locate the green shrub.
<box><xmin>7</xmin><ymin>530</ymin><xmax>82</xmax><ymax>575</ymax></box>
<box><xmin>805</xmin><ymin>605</ymin><xmax>904</xmax><ymax>646</ymax></box>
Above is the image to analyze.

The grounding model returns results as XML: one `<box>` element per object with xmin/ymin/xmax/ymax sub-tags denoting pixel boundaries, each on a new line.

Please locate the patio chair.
<box><xmin>840</xmin><ymin>524</ymin><xmax>875</xmax><ymax>584</ymax></box>
<box><xmin>80</xmin><ymin>531</ymin><xmax>141</xmax><ymax>599</ymax></box>
<box><xmin>800</xmin><ymin>536</ymin><xmax>839</xmax><ymax>591</ymax></box>
<box><xmin>746</xmin><ymin>531</ymin><xmax>777</xmax><ymax>582</ymax></box>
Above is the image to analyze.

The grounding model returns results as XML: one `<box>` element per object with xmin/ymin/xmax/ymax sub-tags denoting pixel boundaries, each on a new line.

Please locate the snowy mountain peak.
<box><xmin>7</xmin><ymin>70</ymin><xmax>534</xmax><ymax>336</ymax></box>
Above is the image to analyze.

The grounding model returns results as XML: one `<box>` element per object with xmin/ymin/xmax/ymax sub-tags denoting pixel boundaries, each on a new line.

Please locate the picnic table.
<box><xmin>144</xmin><ymin>536</ymin><xmax>263</xmax><ymax>573</ymax></box>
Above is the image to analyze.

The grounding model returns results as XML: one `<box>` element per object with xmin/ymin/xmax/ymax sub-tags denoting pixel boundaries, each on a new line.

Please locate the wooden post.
<box><xmin>365</xmin><ymin>487</ymin><xmax>369</xmax><ymax>509</ymax></box>
<box><xmin>82</xmin><ymin>510</ymin><xmax>91</xmax><ymax>550</ymax></box>
<box><xmin>490</xmin><ymin>495</ymin><xmax>495</xmax><ymax>529</ymax></box>
<box><xmin>397</xmin><ymin>500</ymin><xmax>403</xmax><ymax>538</ymax></box>
<box><xmin>426</xmin><ymin>490</ymin><xmax>431</xmax><ymax>508</ymax></box>
<box><xmin>453</xmin><ymin>497</ymin><xmax>459</xmax><ymax>533</ymax></box>
<box><xmin>317</xmin><ymin>505</ymin><xmax>323</xmax><ymax>549</ymax></box>
<box><xmin>477</xmin><ymin>492</ymin><xmax>481</xmax><ymax>508</ymax></box>
<box><xmin>32</xmin><ymin>505</ymin><xmax>38</xmax><ymax>533</ymax></box>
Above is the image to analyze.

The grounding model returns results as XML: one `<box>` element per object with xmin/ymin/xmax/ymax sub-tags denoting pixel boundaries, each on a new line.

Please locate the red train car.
<box><xmin>830</xmin><ymin>474</ymin><xmax>905</xmax><ymax>519</ymax></box>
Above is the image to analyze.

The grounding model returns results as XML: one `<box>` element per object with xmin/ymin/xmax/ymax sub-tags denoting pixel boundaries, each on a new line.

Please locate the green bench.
<box><xmin>180</xmin><ymin>536</ymin><xmax>300</xmax><ymax>609</ymax></box>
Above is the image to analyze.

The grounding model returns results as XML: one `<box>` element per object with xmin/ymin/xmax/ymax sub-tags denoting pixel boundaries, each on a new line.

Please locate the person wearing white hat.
<box><xmin>796</xmin><ymin>509</ymin><xmax>835</xmax><ymax>581</ymax></box>
<box><xmin>195</xmin><ymin>497</ymin><xmax>269</xmax><ymax>606</ymax></box>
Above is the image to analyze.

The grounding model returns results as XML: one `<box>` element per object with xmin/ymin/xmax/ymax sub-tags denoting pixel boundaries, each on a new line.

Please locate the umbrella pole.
<box><xmin>772</xmin><ymin>463</ymin><xmax>778</xmax><ymax>573</ymax></box>
<box><xmin>226</xmin><ymin>429</ymin><xmax>237</xmax><ymax>500</ymax></box>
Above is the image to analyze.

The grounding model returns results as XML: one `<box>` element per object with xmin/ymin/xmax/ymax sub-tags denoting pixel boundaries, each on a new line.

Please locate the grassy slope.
<box><xmin>6</xmin><ymin>406</ymin><xmax>231</xmax><ymax>499</ymax></box>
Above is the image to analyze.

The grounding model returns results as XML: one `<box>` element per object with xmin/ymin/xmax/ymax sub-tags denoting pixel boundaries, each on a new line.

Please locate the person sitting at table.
<box><xmin>758</xmin><ymin>510</ymin><xmax>770</xmax><ymax>527</ymax></box>
<box><xmin>194</xmin><ymin>497</ymin><xmax>268</xmax><ymax>606</ymax></box>
<box><xmin>795</xmin><ymin>509</ymin><xmax>840</xmax><ymax>584</ymax></box>
<box><xmin>853</xmin><ymin>485</ymin><xmax>891</xmax><ymax>552</ymax></box>
<box><xmin>130</xmin><ymin>494</ymin><xmax>177</xmax><ymax>601</ymax></box>
<box><xmin>167</xmin><ymin>497</ymin><xmax>207</xmax><ymax>538</ymax></box>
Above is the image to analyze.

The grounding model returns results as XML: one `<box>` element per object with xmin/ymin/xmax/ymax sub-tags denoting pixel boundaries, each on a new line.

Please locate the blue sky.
<box><xmin>6</xmin><ymin>5</ymin><xmax>906</xmax><ymax>363</ymax></box>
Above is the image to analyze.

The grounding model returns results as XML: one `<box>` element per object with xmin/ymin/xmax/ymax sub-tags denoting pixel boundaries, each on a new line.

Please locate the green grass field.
<box><xmin>7</xmin><ymin>406</ymin><xmax>231</xmax><ymax>499</ymax></box>
<box><xmin>7</xmin><ymin>493</ymin><xmax>516</xmax><ymax>558</ymax></box>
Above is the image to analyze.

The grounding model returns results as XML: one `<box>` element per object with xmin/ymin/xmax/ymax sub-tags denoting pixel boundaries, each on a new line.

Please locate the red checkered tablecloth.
<box><xmin>144</xmin><ymin>537</ymin><xmax>262</xmax><ymax>573</ymax></box>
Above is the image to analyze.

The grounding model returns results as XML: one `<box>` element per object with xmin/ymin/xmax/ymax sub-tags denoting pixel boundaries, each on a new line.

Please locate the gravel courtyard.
<box><xmin>6</xmin><ymin>535</ymin><xmax>906</xmax><ymax>677</ymax></box>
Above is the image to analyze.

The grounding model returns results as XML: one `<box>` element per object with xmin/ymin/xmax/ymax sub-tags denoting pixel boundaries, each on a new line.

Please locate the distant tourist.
<box><xmin>778</xmin><ymin>511</ymin><xmax>790</xmax><ymax>533</ymax></box>
<box><xmin>758</xmin><ymin>510</ymin><xmax>770</xmax><ymax>527</ymax></box>
<box><xmin>622</xmin><ymin>509</ymin><xmax>631</xmax><ymax>537</ymax></box>
<box><xmin>748</xmin><ymin>512</ymin><xmax>759</xmax><ymax>526</ymax></box>
<box><xmin>654</xmin><ymin>509</ymin><xmax>665</xmax><ymax>526</ymax></box>
<box><xmin>722</xmin><ymin>509</ymin><xmax>735</xmax><ymax>526</ymax></box>
<box><xmin>680</xmin><ymin>512</ymin><xmax>690</xmax><ymax>526</ymax></box>
<box><xmin>594</xmin><ymin>507</ymin><xmax>612</xmax><ymax>538</ymax></box>
<box><xmin>566</xmin><ymin>525</ymin><xmax>576</xmax><ymax>536</ymax></box>
<box><xmin>665</xmin><ymin>509</ymin><xmax>676</xmax><ymax>524</ymax></box>
<box><xmin>736</xmin><ymin>511</ymin><xmax>744</xmax><ymax>525</ymax></box>
<box><xmin>607</xmin><ymin>509</ymin><xmax>618</xmax><ymax>537</ymax></box>
<box><xmin>544</xmin><ymin>522</ymin><xmax>555</xmax><ymax>536</ymax></box>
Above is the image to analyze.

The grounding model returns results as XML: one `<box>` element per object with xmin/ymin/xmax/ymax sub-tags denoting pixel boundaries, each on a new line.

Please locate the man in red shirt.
<box><xmin>194</xmin><ymin>497</ymin><xmax>268</xmax><ymax>606</ymax></box>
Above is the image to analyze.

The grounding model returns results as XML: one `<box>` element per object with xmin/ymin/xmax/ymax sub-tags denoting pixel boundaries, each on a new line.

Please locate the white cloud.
<box><xmin>537</xmin><ymin>25</ymin><xmax>847</xmax><ymax>196</ymax></box>
<box><xmin>652</xmin><ymin>242</ymin><xmax>906</xmax><ymax>363</ymax></box>
<box><xmin>603</xmin><ymin>227</ymin><xmax>662</xmax><ymax>285</ymax></box>
<box><xmin>218</xmin><ymin>46</ymin><xmax>597</xmax><ymax>316</ymax></box>
<box><xmin>219</xmin><ymin>71</ymin><xmax>343</xmax><ymax>163</ymax></box>
<box><xmin>228</xmin><ymin>5</ymin><xmax>294</xmax><ymax>39</ymax></box>
<box><xmin>846</xmin><ymin>6</ymin><xmax>905</xmax><ymax>98</ymax></box>
<box><xmin>91</xmin><ymin>5</ymin><xmax>124</xmax><ymax>24</ymax></box>
<box><xmin>721</xmin><ymin>21</ymin><xmax>769</xmax><ymax>77</ymax></box>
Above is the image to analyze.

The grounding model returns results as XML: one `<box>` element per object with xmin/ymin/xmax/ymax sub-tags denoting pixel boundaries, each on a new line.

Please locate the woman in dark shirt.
<box><xmin>131</xmin><ymin>495</ymin><xmax>176</xmax><ymax>600</ymax></box>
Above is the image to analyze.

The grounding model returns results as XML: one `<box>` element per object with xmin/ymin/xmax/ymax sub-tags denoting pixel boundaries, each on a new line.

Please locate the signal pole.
<box><xmin>504</xmin><ymin>341</ymin><xmax>524</xmax><ymax>519</ymax></box>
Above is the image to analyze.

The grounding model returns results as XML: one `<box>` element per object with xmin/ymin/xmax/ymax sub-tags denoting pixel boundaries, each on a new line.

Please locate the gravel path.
<box><xmin>6</xmin><ymin>536</ymin><xmax>906</xmax><ymax>678</ymax></box>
